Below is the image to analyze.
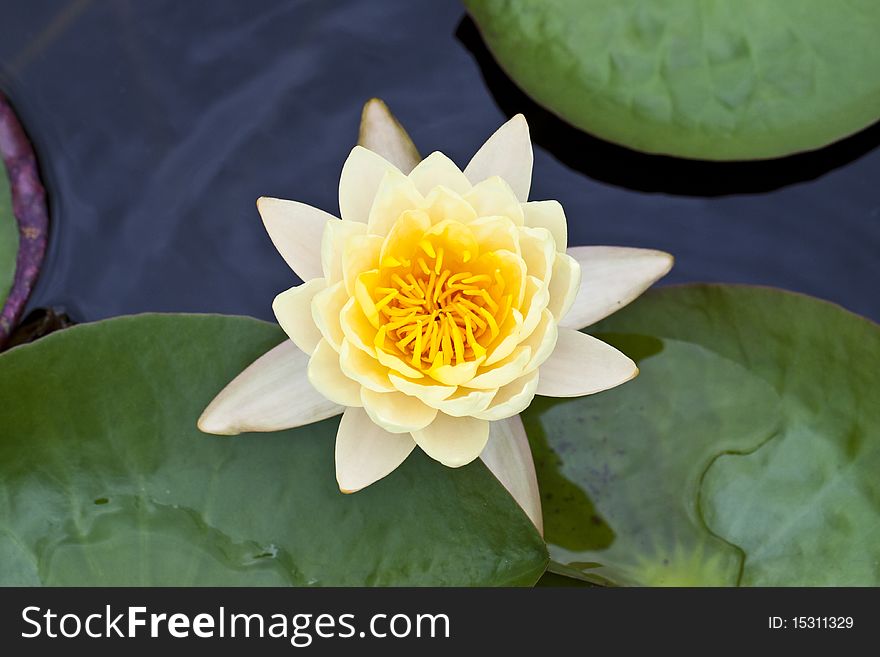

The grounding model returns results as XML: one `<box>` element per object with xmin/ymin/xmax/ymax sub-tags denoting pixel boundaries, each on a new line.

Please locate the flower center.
<box><xmin>373</xmin><ymin>233</ymin><xmax>510</xmax><ymax>370</ymax></box>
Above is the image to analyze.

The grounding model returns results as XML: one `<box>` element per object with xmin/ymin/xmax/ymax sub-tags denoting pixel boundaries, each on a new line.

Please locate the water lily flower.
<box><xmin>199</xmin><ymin>101</ymin><xmax>672</xmax><ymax>530</ymax></box>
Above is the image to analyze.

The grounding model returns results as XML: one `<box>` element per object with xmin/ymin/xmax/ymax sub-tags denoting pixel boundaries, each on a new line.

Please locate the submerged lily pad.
<box><xmin>0</xmin><ymin>166</ymin><xmax>15</xmax><ymax>315</ymax></box>
<box><xmin>0</xmin><ymin>314</ymin><xmax>547</xmax><ymax>586</ymax></box>
<box><xmin>465</xmin><ymin>0</ymin><xmax>880</xmax><ymax>159</ymax></box>
<box><xmin>522</xmin><ymin>285</ymin><xmax>880</xmax><ymax>585</ymax></box>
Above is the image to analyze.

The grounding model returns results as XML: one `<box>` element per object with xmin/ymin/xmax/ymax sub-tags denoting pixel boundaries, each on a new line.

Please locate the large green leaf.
<box><xmin>522</xmin><ymin>285</ymin><xmax>880</xmax><ymax>585</ymax></box>
<box><xmin>0</xmin><ymin>314</ymin><xmax>547</xmax><ymax>586</ymax></box>
<box><xmin>0</xmin><ymin>166</ymin><xmax>17</xmax><ymax>312</ymax></box>
<box><xmin>465</xmin><ymin>0</ymin><xmax>880</xmax><ymax>160</ymax></box>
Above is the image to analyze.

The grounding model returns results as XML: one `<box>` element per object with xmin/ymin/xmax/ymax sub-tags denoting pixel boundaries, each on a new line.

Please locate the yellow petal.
<box><xmin>434</xmin><ymin>387</ymin><xmax>495</xmax><ymax>417</ymax></box>
<box><xmin>198</xmin><ymin>341</ymin><xmax>342</xmax><ymax>435</ymax></box>
<box><xmin>480</xmin><ymin>415</ymin><xmax>543</xmax><ymax>533</ymax></box>
<box><xmin>413</xmin><ymin>414</ymin><xmax>491</xmax><ymax>468</ymax></box>
<box><xmin>521</xmin><ymin>309</ymin><xmax>558</xmax><ymax>372</ymax></box>
<box><xmin>519</xmin><ymin>275</ymin><xmax>550</xmax><ymax>341</ymax></box>
<box><xmin>537</xmin><ymin>328</ymin><xmax>638</xmax><ymax>397</ymax></box>
<box><xmin>357</xmin><ymin>98</ymin><xmax>421</xmax><ymax>174</ymax></box>
<box><xmin>428</xmin><ymin>356</ymin><xmax>485</xmax><ymax>386</ymax></box>
<box><xmin>468</xmin><ymin>215</ymin><xmax>521</xmax><ymax>255</ymax></box>
<box><xmin>272</xmin><ymin>279</ymin><xmax>325</xmax><ymax>355</ymax></box>
<box><xmin>464</xmin><ymin>176</ymin><xmax>524</xmax><ymax>225</ymax></box>
<box><xmin>257</xmin><ymin>197</ymin><xmax>333</xmax><ymax>281</ymax></box>
<box><xmin>387</xmin><ymin>371</ymin><xmax>457</xmax><ymax>405</ymax></box>
<box><xmin>336</xmin><ymin>406</ymin><xmax>416</xmax><ymax>493</ymax></box>
<box><xmin>561</xmin><ymin>246</ymin><xmax>674</xmax><ymax>330</ymax></box>
<box><xmin>321</xmin><ymin>219</ymin><xmax>367</xmax><ymax>284</ymax></box>
<box><xmin>339</xmin><ymin>339</ymin><xmax>395</xmax><ymax>392</ymax></box>
<box><xmin>342</xmin><ymin>234</ymin><xmax>383</xmax><ymax>295</ymax></box>
<box><xmin>408</xmin><ymin>151</ymin><xmax>471</xmax><ymax>196</ymax></box>
<box><xmin>464</xmin><ymin>114</ymin><xmax>532</xmax><ymax>202</ymax></box>
<box><xmin>338</xmin><ymin>145</ymin><xmax>401</xmax><ymax>223</ymax></box>
<box><xmin>522</xmin><ymin>200</ymin><xmax>567</xmax><ymax>251</ymax></box>
<box><xmin>422</xmin><ymin>186</ymin><xmax>478</xmax><ymax>225</ymax></box>
<box><xmin>366</xmin><ymin>169</ymin><xmax>424</xmax><ymax>236</ymax></box>
<box><xmin>468</xmin><ymin>346</ymin><xmax>531</xmax><ymax>390</ymax></box>
<box><xmin>484</xmin><ymin>308</ymin><xmax>523</xmax><ymax>366</ymax></box>
<box><xmin>307</xmin><ymin>338</ymin><xmax>363</xmax><ymax>407</ymax></box>
<box><xmin>518</xmin><ymin>226</ymin><xmax>555</xmax><ymax>281</ymax></box>
<box><xmin>311</xmin><ymin>281</ymin><xmax>349</xmax><ymax>352</ymax></box>
<box><xmin>547</xmin><ymin>252</ymin><xmax>582</xmax><ymax>321</ymax></box>
<box><xmin>361</xmin><ymin>388</ymin><xmax>438</xmax><ymax>434</ymax></box>
<box><xmin>475</xmin><ymin>370</ymin><xmax>539</xmax><ymax>421</ymax></box>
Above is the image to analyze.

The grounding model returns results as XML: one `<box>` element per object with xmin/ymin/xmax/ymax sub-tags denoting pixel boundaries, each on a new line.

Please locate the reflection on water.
<box><xmin>0</xmin><ymin>1</ymin><xmax>878</xmax><ymax>325</ymax></box>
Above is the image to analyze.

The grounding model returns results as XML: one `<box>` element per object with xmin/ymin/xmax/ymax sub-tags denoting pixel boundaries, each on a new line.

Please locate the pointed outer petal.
<box><xmin>335</xmin><ymin>406</ymin><xmax>416</xmax><ymax>493</ymax></box>
<box><xmin>468</xmin><ymin>346</ymin><xmax>531</xmax><ymax>390</ymax></box>
<box><xmin>272</xmin><ymin>279</ymin><xmax>325</xmax><ymax>356</ymax></box>
<box><xmin>519</xmin><ymin>275</ymin><xmax>550</xmax><ymax>341</ymax></box>
<box><xmin>518</xmin><ymin>226</ymin><xmax>555</xmax><ymax>281</ymax></box>
<box><xmin>479</xmin><ymin>415</ymin><xmax>543</xmax><ymax>534</ymax></box>
<box><xmin>408</xmin><ymin>151</ymin><xmax>472</xmax><ymax>196</ymax></box>
<box><xmin>321</xmin><ymin>219</ymin><xmax>367</xmax><ymax>284</ymax></box>
<box><xmin>339</xmin><ymin>339</ymin><xmax>395</xmax><ymax>392</ymax></box>
<box><xmin>257</xmin><ymin>197</ymin><xmax>333</xmax><ymax>281</ymax></box>
<box><xmin>463</xmin><ymin>176</ymin><xmax>524</xmax><ymax>225</ymax></box>
<box><xmin>522</xmin><ymin>200</ymin><xmax>567</xmax><ymax>251</ymax></box>
<box><xmin>198</xmin><ymin>341</ymin><xmax>342</xmax><ymax>435</ymax></box>
<box><xmin>361</xmin><ymin>388</ymin><xmax>438</xmax><ymax>434</ymax></box>
<box><xmin>366</xmin><ymin>169</ymin><xmax>424</xmax><ymax>236</ymax></box>
<box><xmin>422</xmin><ymin>186</ymin><xmax>478</xmax><ymax>225</ymax></box>
<box><xmin>468</xmin><ymin>215</ymin><xmax>520</xmax><ymax>255</ymax></box>
<box><xmin>547</xmin><ymin>252</ymin><xmax>582</xmax><ymax>321</ymax></box>
<box><xmin>388</xmin><ymin>371</ymin><xmax>457</xmax><ymax>405</ymax></box>
<box><xmin>475</xmin><ymin>370</ymin><xmax>539</xmax><ymax>421</ymax></box>
<box><xmin>307</xmin><ymin>338</ymin><xmax>363</xmax><ymax>407</ymax></box>
<box><xmin>434</xmin><ymin>387</ymin><xmax>495</xmax><ymax>417</ymax></box>
<box><xmin>561</xmin><ymin>246</ymin><xmax>675</xmax><ymax>330</ymax></box>
<box><xmin>311</xmin><ymin>281</ymin><xmax>349</xmax><ymax>352</ymax></box>
<box><xmin>521</xmin><ymin>309</ymin><xmax>558</xmax><ymax>372</ymax></box>
<box><xmin>358</xmin><ymin>98</ymin><xmax>421</xmax><ymax>174</ymax></box>
<box><xmin>536</xmin><ymin>328</ymin><xmax>639</xmax><ymax>398</ymax></box>
<box><xmin>464</xmin><ymin>114</ymin><xmax>533</xmax><ymax>202</ymax></box>
<box><xmin>343</xmin><ymin>234</ymin><xmax>383</xmax><ymax>295</ymax></box>
<box><xmin>428</xmin><ymin>356</ymin><xmax>485</xmax><ymax>386</ymax></box>
<box><xmin>413</xmin><ymin>413</ymin><xmax>491</xmax><ymax>468</ymax></box>
<box><xmin>338</xmin><ymin>145</ymin><xmax>401</xmax><ymax>224</ymax></box>
<box><xmin>484</xmin><ymin>308</ymin><xmax>523</xmax><ymax>366</ymax></box>
<box><xmin>340</xmin><ymin>296</ymin><xmax>378</xmax><ymax>354</ymax></box>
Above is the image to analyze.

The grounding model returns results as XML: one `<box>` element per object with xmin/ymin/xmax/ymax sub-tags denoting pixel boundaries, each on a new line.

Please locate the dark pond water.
<box><xmin>1</xmin><ymin>0</ymin><xmax>879</xmax><ymax>324</ymax></box>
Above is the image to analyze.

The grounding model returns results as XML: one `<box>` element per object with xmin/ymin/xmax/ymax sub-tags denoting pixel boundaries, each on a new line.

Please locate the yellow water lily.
<box><xmin>199</xmin><ymin>101</ymin><xmax>672</xmax><ymax>528</ymax></box>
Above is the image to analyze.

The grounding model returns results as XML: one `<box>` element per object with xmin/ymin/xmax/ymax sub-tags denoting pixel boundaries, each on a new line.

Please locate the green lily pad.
<box><xmin>465</xmin><ymin>0</ymin><xmax>880</xmax><ymax>160</ymax></box>
<box><xmin>0</xmin><ymin>167</ymin><xmax>17</xmax><ymax>312</ymax></box>
<box><xmin>0</xmin><ymin>314</ymin><xmax>547</xmax><ymax>586</ymax></box>
<box><xmin>522</xmin><ymin>285</ymin><xmax>880</xmax><ymax>585</ymax></box>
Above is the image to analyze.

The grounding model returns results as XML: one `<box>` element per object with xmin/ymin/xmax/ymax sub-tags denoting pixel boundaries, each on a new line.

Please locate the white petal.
<box><xmin>336</xmin><ymin>406</ymin><xmax>416</xmax><ymax>493</ymax></box>
<box><xmin>463</xmin><ymin>176</ymin><xmax>524</xmax><ymax>224</ymax></box>
<box><xmin>307</xmin><ymin>338</ymin><xmax>363</xmax><ymax>407</ymax></box>
<box><xmin>547</xmin><ymin>252</ymin><xmax>582</xmax><ymax>321</ymax></box>
<box><xmin>257</xmin><ymin>197</ymin><xmax>333</xmax><ymax>281</ymax></box>
<box><xmin>480</xmin><ymin>415</ymin><xmax>543</xmax><ymax>534</ymax></box>
<box><xmin>361</xmin><ymin>388</ymin><xmax>438</xmax><ymax>434</ymax></box>
<box><xmin>536</xmin><ymin>328</ymin><xmax>638</xmax><ymax>398</ymax></box>
<box><xmin>434</xmin><ymin>387</ymin><xmax>495</xmax><ymax>417</ymax></box>
<box><xmin>338</xmin><ymin>145</ymin><xmax>401</xmax><ymax>224</ymax></box>
<box><xmin>339</xmin><ymin>340</ymin><xmax>395</xmax><ymax>392</ymax></box>
<box><xmin>198</xmin><ymin>341</ymin><xmax>342</xmax><ymax>435</ymax></box>
<box><xmin>321</xmin><ymin>219</ymin><xmax>367</xmax><ymax>284</ymax></box>
<box><xmin>412</xmin><ymin>413</ymin><xmax>491</xmax><ymax>468</ymax></box>
<box><xmin>357</xmin><ymin>98</ymin><xmax>421</xmax><ymax>174</ymax></box>
<box><xmin>408</xmin><ymin>151</ymin><xmax>472</xmax><ymax>196</ymax></box>
<box><xmin>311</xmin><ymin>281</ymin><xmax>349</xmax><ymax>351</ymax></box>
<box><xmin>342</xmin><ymin>234</ymin><xmax>383</xmax><ymax>295</ymax></box>
<box><xmin>562</xmin><ymin>246</ymin><xmax>674</xmax><ymax>329</ymax></box>
<box><xmin>464</xmin><ymin>114</ymin><xmax>533</xmax><ymax>202</ymax></box>
<box><xmin>388</xmin><ymin>372</ymin><xmax>456</xmax><ymax>405</ymax></box>
<box><xmin>521</xmin><ymin>309</ymin><xmax>558</xmax><ymax>372</ymax></box>
<box><xmin>272</xmin><ymin>279</ymin><xmax>325</xmax><ymax>355</ymax></box>
<box><xmin>522</xmin><ymin>200</ymin><xmax>567</xmax><ymax>251</ymax></box>
<box><xmin>468</xmin><ymin>346</ymin><xmax>531</xmax><ymax>390</ymax></box>
<box><xmin>366</xmin><ymin>170</ymin><xmax>424</xmax><ymax>236</ymax></box>
<box><xmin>475</xmin><ymin>370</ymin><xmax>539</xmax><ymax>421</ymax></box>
